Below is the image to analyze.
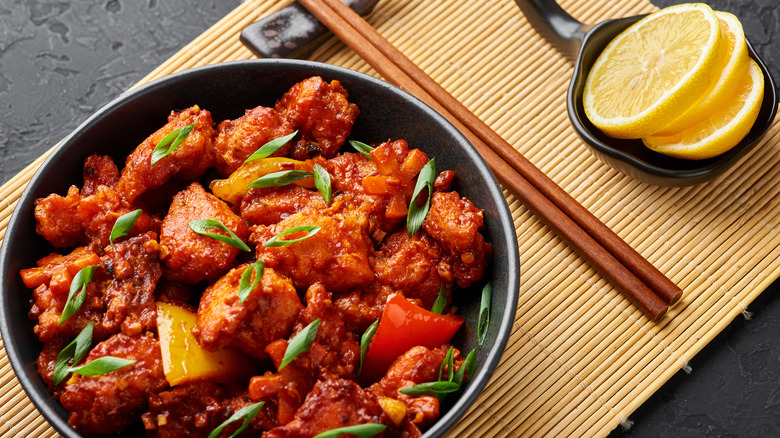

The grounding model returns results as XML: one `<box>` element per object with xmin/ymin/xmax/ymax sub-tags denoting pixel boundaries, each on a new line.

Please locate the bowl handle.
<box><xmin>513</xmin><ymin>0</ymin><xmax>588</xmax><ymax>63</ymax></box>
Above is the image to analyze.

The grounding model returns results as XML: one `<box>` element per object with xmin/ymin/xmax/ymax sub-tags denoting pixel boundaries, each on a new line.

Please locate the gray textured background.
<box><xmin>0</xmin><ymin>0</ymin><xmax>778</xmax><ymax>436</ymax></box>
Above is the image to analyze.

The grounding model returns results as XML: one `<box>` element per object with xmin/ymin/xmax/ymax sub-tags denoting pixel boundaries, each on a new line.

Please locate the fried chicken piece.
<box><xmin>240</xmin><ymin>185</ymin><xmax>327</xmax><ymax>227</ymax></box>
<box><xmin>213</xmin><ymin>105</ymin><xmax>295</xmax><ymax>177</ymax></box>
<box><xmin>250</xmin><ymin>194</ymin><xmax>374</xmax><ymax>292</ymax></box>
<box><xmin>29</xmin><ymin>233</ymin><xmax>162</xmax><ymax>343</ymax></box>
<box><xmin>372</xmin><ymin>231</ymin><xmax>454</xmax><ymax>310</ymax></box>
<box><xmin>295</xmin><ymin>283</ymin><xmax>359</xmax><ymax>380</ymax></box>
<box><xmin>193</xmin><ymin>265</ymin><xmax>302</xmax><ymax>360</ymax></box>
<box><xmin>142</xmin><ymin>381</ymin><xmax>277</xmax><ymax>438</ymax></box>
<box><xmin>370</xmin><ymin>345</ymin><xmax>462</xmax><ymax>427</ymax></box>
<box><xmin>59</xmin><ymin>332</ymin><xmax>168</xmax><ymax>435</ymax></box>
<box><xmin>263</xmin><ymin>379</ymin><xmax>383</xmax><ymax>438</ymax></box>
<box><xmin>247</xmin><ymin>283</ymin><xmax>360</xmax><ymax>425</ymax></box>
<box><xmin>101</xmin><ymin>233</ymin><xmax>163</xmax><ymax>336</ymax></box>
<box><xmin>422</xmin><ymin>191</ymin><xmax>492</xmax><ymax>288</ymax></box>
<box><xmin>82</xmin><ymin>154</ymin><xmax>120</xmax><ymax>196</ymax></box>
<box><xmin>275</xmin><ymin>76</ymin><xmax>359</xmax><ymax>160</ymax></box>
<box><xmin>160</xmin><ymin>182</ymin><xmax>250</xmax><ymax>284</ymax></box>
<box><xmin>34</xmin><ymin>183</ymin><xmax>156</xmax><ymax>249</ymax></box>
<box><xmin>117</xmin><ymin>105</ymin><xmax>216</xmax><ymax>202</ymax></box>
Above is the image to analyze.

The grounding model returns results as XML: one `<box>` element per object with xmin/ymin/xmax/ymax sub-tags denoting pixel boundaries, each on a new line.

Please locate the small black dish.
<box><xmin>516</xmin><ymin>0</ymin><xmax>778</xmax><ymax>186</ymax></box>
<box><xmin>0</xmin><ymin>60</ymin><xmax>519</xmax><ymax>437</ymax></box>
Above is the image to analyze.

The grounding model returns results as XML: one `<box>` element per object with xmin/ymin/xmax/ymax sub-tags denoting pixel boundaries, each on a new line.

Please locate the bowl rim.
<box><xmin>0</xmin><ymin>58</ymin><xmax>520</xmax><ymax>438</ymax></box>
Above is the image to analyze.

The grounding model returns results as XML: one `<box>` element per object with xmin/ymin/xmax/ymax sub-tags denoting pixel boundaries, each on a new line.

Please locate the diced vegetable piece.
<box><xmin>400</xmin><ymin>149</ymin><xmax>430</xmax><ymax>184</ymax></box>
<box><xmin>377</xmin><ymin>396</ymin><xmax>407</xmax><ymax>426</ymax></box>
<box><xmin>209</xmin><ymin>157</ymin><xmax>315</xmax><ymax>205</ymax></box>
<box><xmin>385</xmin><ymin>192</ymin><xmax>408</xmax><ymax>219</ymax></box>
<box><xmin>370</xmin><ymin>143</ymin><xmax>402</xmax><ymax>176</ymax></box>
<box><xmin>156</xmin><ymin>301</ymin><xmax>254</xmax><ymax>386</ymax></box>
<box><xmin>362</xmin><ymin>176</ymin><xmax>401</xmax><ymax>196</ymax></box>
<box><xmin>362</xmin><ymin>294</ymin><xmax>463</xmax><ymax>382</ymax></box>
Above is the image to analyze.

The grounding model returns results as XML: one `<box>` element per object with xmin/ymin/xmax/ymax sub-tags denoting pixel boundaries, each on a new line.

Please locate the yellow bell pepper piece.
<box><xmin>156</xmin><ymin>301</ymin><xmax>254</xmax><ymax>386</ymax></box>
<box><xmin>209</xmin><ymin>157</ymin><xmax>315</xmax><ymax>205</ymax></box>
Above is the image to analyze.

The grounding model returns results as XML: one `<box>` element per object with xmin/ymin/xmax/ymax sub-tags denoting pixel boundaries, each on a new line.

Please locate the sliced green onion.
<box><xmin>68</xmin><ymin>356</ymin><xmax>135</xmax><ymax>377</ymax></box>
<box><xmin>430</xmin><ymin>285</ymin><xmax>447</xmax><ymax>314</ymax></box>
<box><xmin>243</xmin><ymin>131</ymin><xmax>298</xmax><ymax>164</ymax></box>
<box><xmin>188</xmin><ymin>218</ymin><xmax>250</xmax><ymax>252</ymax></box>
<box><xmin>398</xmin><ymin>380</ymin><xmax>460</xmax><ymax>396</ymax></box>
<box><xmin>58</xmin><ymin>265</ymin><xmax>99</xmax><ymax>325</ymax></box>
<box><xmin>238</xmin><ymin>259</ymin><xmax>264</xmax><ymax>304</ymax></box>
<box><xmin>453</xmin><ymin>349</ymin><xmax>477</xmax><ymax>386</ymax></box>
<box><xmin>247</xmin><ymin>169</ymin><xmax>313</xmax><ymax>189</ymax></box>
<box><xmin>348</xmin><ymin>140</ymin><xmax>374</xmax><ymax>159</ymax></box>
<box><xmin>406</xmin><ymin>158</ymin><xmax>436</xmax><ymax>237</ymax></box>
<box><xmin>207</xmin><ymin>401</ymin><xmax>265</xmax><ymax>438</ymax></box>
<box><xmin>151</xmin><ymin>123</ymin><xmax>194</xmax><ymax>165</ymax></box>
<box><xmin>478</xmin><ymin>282</ymin><xmax>492</xmax><ymax>349</ymax></box>
<box><xmin>279</xmin><ymin>319</ymin><xmax>320</xmax><ymax>371</ymax></box>
<box><xmin>438</xmin><ymin>346</ymin><xmax>455</xmax><ymax>382</ymax></box>
<box><xmin>109</xmin><ymin>209</ymin><xmax>142</xmax><ymax>245</ymax></box>
<box><xmin>313</xmin><ymin>423</ymin><xmax>387</xmax><ymax>438</ymax></box>
<box><xmin>53</xmin><ymin>321</ymin><xmax>94</xmax><ymax>385</ymax></box>
<box><xmin>263</xmin><ymin>225</ymin><xmax>321</xmax><ymax>248</ymax></box>
<box><xmin>313</xmin><ymin>164</ymin><xmax>332</xmax><ymax>205</ymax></box>
<box><xmin>358</xmin><ymin>319</ymin><xmax>379</xmax><ymax>377</ymax></box>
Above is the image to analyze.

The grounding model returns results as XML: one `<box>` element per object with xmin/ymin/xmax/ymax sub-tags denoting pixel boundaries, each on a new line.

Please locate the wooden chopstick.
<box><xmin>298</xmin><ymin>0</ymin><xmax>679</xmax><ymax>320</ymax></box>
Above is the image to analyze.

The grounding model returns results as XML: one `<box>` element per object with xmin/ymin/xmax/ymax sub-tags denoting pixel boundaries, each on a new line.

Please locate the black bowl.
<box><xmin>0</xmin><ymin>59</ymin><xmax>519</xmax><ymax>437</ymax></box>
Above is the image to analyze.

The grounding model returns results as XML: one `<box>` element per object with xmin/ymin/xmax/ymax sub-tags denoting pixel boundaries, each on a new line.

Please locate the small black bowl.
<box><xmin>516</xmin><ymin>0</ymin><xmax>778</xmax><ymax>186</ymax></box>
<box><xmin>0</xmin><ymin>59</ymin><xmax>519</xmax><ymax>437</ymax></box>
<box><xmin>567</xmin><ymin>16</ymin><xmax>778</xmax><ymax>187</ymax></box>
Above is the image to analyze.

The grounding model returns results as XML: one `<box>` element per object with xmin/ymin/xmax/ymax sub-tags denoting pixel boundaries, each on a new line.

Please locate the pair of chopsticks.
<box><xmin>298</xmin><ymin>0</ymin><xmax>682</xmax><ymax>321</ymax></box>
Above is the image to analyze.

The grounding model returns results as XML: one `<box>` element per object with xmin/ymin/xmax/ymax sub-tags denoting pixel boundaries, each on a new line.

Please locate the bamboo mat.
<box><xmin>2</xmin><ymin>0</ymin><xmax>780</xmax><ymax>436</ymax></box>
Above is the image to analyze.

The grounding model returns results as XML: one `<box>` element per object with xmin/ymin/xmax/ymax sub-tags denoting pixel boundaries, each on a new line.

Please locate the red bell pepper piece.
<box><xmin>362</xmin><ymin>293</ymin><xmax>463</xmax><ymax>383</ymax></box>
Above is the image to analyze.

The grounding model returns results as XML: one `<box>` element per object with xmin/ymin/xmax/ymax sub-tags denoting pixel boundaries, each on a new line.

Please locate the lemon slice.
<box><xmin>643</xmin><ymin>58</ymin><xmax>764</xmax><ymax>160</ymax></box>
<box><xmin>656</xmin><ymin>11</ymin><xmax>749</xmax><ymax>135</ymax></box>
<box><xmin>583</xmin><ymin>3</ymin><xmax>721</xmax><ymax>139</ymax></box>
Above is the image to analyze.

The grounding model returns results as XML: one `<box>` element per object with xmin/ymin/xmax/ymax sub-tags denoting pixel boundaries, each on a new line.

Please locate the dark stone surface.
<box><xmin>0</xmin><ymin>0</ymin><xmax>778</xmax><ymax>436</ymax></box>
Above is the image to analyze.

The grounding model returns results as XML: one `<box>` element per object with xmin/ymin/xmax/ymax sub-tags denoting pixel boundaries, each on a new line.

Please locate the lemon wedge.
<box><xmin>643</xmin><ymin>58</ymin><xmax>764</xmax><ymax>160</ymax></box>
<box><xmin>655</xmin><ymin>11</ymin><xmax>749</xmax><ymax>135</ymax></box>
<box><xmin>583</xmin><ymin>3</ymin><xmax>722</xmax><ymax>139</ymax></box>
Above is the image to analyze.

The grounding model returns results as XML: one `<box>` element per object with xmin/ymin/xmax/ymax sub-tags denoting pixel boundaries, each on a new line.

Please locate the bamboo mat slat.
<box><xmin>1</xmin><ymin>0</ymin><xmax>780</xmax><ymax>436</ymax></box>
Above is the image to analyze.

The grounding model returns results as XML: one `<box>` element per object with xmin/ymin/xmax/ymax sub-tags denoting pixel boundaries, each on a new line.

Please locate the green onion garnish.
<box><xmin>53</xmin><ymin>322</ymin><xmax>135</xmax><ymax>385</ymax></box>
<box><xmin>406</xmin><ymin>158</ymin><xmax>436</xmax><ymax>237</ymax></box>
<box><xmin>151</xmin><ymin>123</ymin><xmax>194</xmax><ymax>165</ymax></box>
<box><xmin>207</xmin><ymin>401</ymin><xmax>265</xmax><ymax>438</ymax></box>
<box><xmin>348</xmin><ymin>140</ymin><xmax>374</xmax><ymax>159</ymax></box>
<box><xmin>247</xmin><ymin>169</ymin><xmax>313</xmax><ymax>189</ymax></box>
<box><xmin>243</xmin><ymin>131</ymin><xmax>298</xmax><ymax>164</ymax></box>
<box><xmin>453</xmin><ymin>349</ymin><xmax>477</xmax><ymax>386</ymax></box>
<box><xmin>109</xmin><ymin>209</ymin><xmax>142</xmax><ymax>245</ymax></box>
<box><xmin>438</xmin><ymin>346</ymin><xmax>455</xmax><ymax>382</ymax></box>
<box><xmin>430</xmin><ymin>285</ymin><xmax>447</xmax><ymax>314</ymax></box>
<box><xmin>398</xmin><ymin>380</ymin><xmax>460</xmax><ymax>396</ymax></box>
<box><xmin>358</xmin><ymin>319</ymin><xmax>379</xmax><ymax>377</ymax></box>
<box><xmin>263</xmin><ymin>225</ymin><xmax>321</xmax><ymax>248</ymax></box>
<box><xmin>58</xmin><ymin>265</ymin><xmax>99</xmax><ymax>325</ymax></box>
<box><xmin>279</xmin><ymin>319</ymin><xmax>320</xmax><ymax>371</ymax></box>
<box><xmin>238</xmin><ymin>259</ymin><xmax>264</xmax><ymax>304</ymax></box>
<box><xmin>53</xmin><ymin>321</ymin><xmax>95</xmax><ymax>385</ymax></box>
<box><xmin>188</xmin><ymin>218</ymin><xmax>250</xmax><ymax>252</ymax></box>
<box><xmin>478</xmin><ymin>282</ymin><xmax>492</xmax><ymax>349</ymax></box>
<box><xmin>313</xmin><ymin>424</ymin><xmax>387</xmax><ymax>438</ymax></box>
<box><xmin>313</xmin><ymin>164</ymin><xmax>332</xmax><ymax>205</ymax></box>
